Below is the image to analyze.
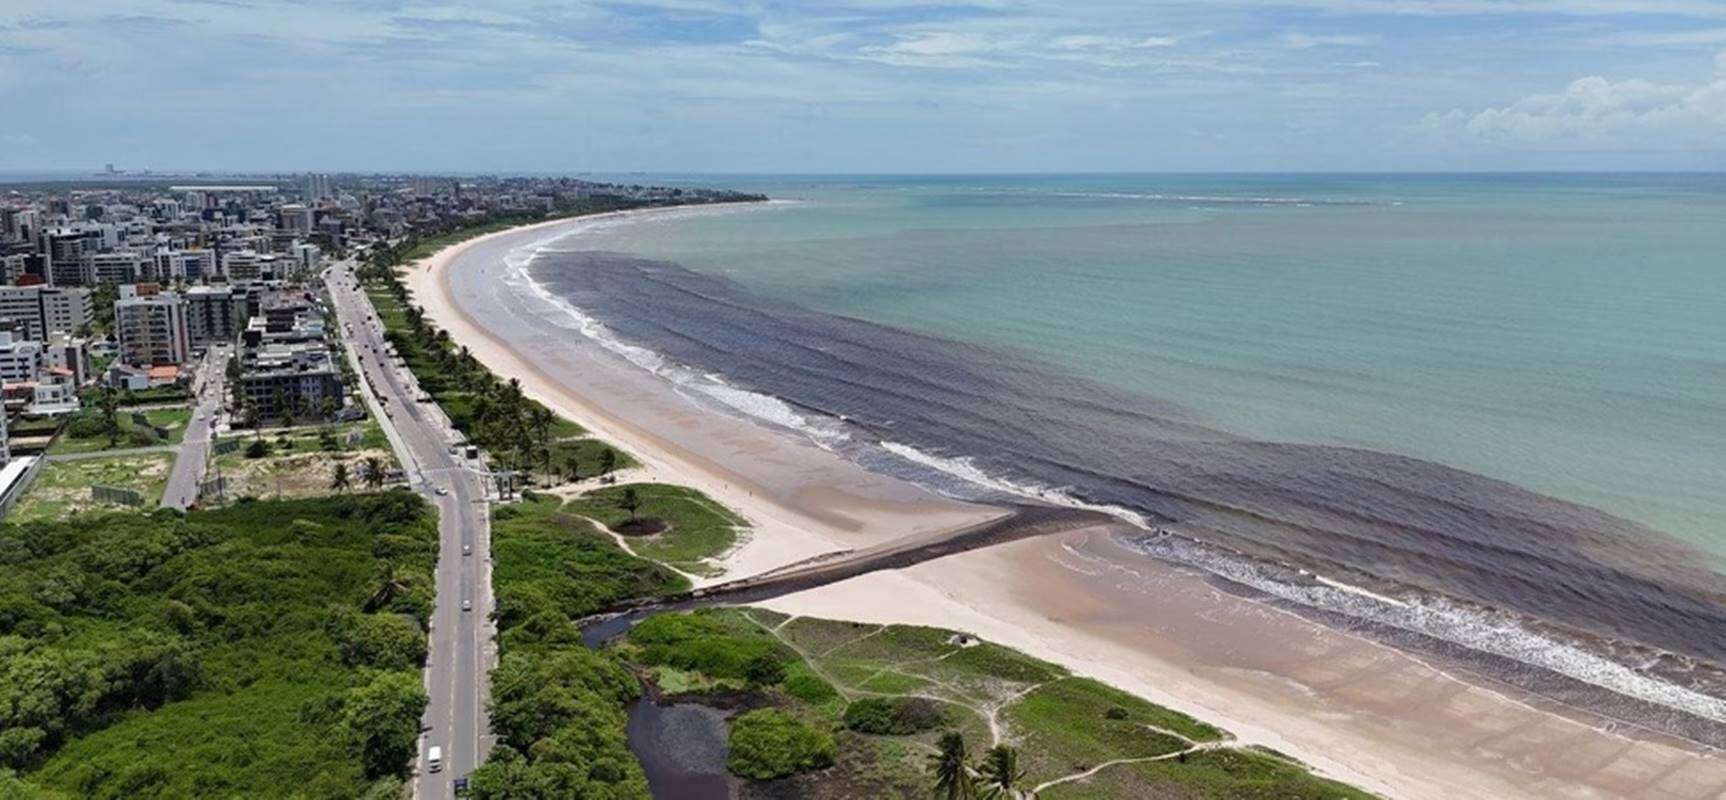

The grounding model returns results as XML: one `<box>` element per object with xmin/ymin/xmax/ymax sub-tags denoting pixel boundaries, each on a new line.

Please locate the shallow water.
<box><xmin>626</xmin><ymin>699</ymin><xmax>732</xmax><ymax>800</ymax></box>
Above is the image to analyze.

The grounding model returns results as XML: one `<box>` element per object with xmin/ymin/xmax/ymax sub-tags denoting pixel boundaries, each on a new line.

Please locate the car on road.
<box><xmin>461</xmin><ymin>599</ymin><xmax>472</xmax><ymax>612</ymax></box>
<box><xmin>427</xmin><ymin>746</ymin><xmax>442</xmax><ymax>773</ymax></box>
<box><xmin>462</xmin><ymin>544</ymin><xmax>472</xmax><ymax>556</ymax></box>
<box><xmin>435</xmin><ymin>486</ymin><xmax>449</xmax><ymax>496</ymax></box>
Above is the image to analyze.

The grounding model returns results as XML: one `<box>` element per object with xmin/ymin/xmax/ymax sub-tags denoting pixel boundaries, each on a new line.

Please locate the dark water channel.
<box><xmin>583</xmin><ymin>610</ymin><xmax>735</xmax><ymax>800</ymax></box>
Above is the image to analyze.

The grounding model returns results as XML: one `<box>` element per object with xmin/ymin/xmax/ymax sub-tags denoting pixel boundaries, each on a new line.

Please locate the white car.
<box><xmin>460</xmin><ymin>599</ymin><xmax>472</xmax><ymax>612</ymax></box>
<box><xmin>435</xmin><ymin>486</ymin><xmax>449</xmax><ymax>496</ymax></box>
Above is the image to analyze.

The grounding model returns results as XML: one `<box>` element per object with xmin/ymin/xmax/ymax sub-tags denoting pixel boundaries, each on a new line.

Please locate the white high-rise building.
<box><xmin>303</xmin><ymin>173</ymin><xmax>334</xmax><ymax>203</ymax></box>
<box><xmin>116</xmin><ymin>286</ymin><xmax>190</xmax><ymax>367</ymax></box>
<box><xmin>0</xmin><ymin>331</ymin><xmax>44</xmax><ymax>383</ymax></box>
<box><xmin>0</xmin><ymin>285</ymin><xmax>94</xmax><ymax>340</ymax></box>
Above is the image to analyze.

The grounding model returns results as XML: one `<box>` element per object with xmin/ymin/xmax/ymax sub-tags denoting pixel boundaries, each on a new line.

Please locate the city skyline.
<box><xmin>1</xmin><ymin>1</ymin><xmax>1724</xmax><ymax>173</ymax></box>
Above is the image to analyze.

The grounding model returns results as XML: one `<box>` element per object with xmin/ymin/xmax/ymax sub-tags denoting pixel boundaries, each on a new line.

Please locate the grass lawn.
<box><xmin>9</xmin><ymin>452</ymin><xmax>174</xmax><ymax>522</ymax></box>
<box><xmin>47</xmin><ymin>406</ymin><xmax>193</xmax><ymax>455</ymax></box>
<box><xmin>612</xmin><ymin>608</ymin><xmax>1377</xmax><ymax>800</ymax></box>
<box><xmin>563</xmin><ymin>483</ymin><xmax>746</xmax><ymax>576</ymax></box>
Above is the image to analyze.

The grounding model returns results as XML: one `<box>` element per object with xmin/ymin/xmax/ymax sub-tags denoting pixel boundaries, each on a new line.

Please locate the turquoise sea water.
<box><xmin>577</xmin><ymin>174</ymin><xmax>1726</xmax><ymax>560</ymax></box>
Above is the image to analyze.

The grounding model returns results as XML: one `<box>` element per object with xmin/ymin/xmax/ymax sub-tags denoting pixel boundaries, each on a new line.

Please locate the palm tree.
<box><xmin>331</xmin><ymin>462</ymin><xmax>351</xmax><ymax>493</ymax></box>
<box><xmin>364</xmin><ymin>562</ymin><xmax>408</xmax><ymax>612</ymax></box>
<box><xmin>242</xmin><ymin>399</ymin><xmax>261</xmax><ymax>439</ymax></box>
<box><xmin>530</xmin><ymin>405</ymin><xmax>555</xmax><ymax>478</ymax></box>
<box><xmin>97</xmin><ymin>387</ymin><xmax>121</xmax><ymax>447</ymax></box>
<box><xmin>361</xmin><ymin>456</ymin><xmax>387</xmax><ymax>490</ymax></box>
<box><xmin>930</xmin><ymin>732</ymin><xmax>977</xmax><ymax>800</ymax></box>
<box><xmin>977</xmin><ymin>745</ymin><xmax>1027</xmax><ymax>800</ymax></box>
<box><xmin>597</xmin><ymin>447</ymin><xmax>617</xmax><ymax>476</ymax></box>
<box><xmin>563</xmin><ymin>454</ymin><xmax>581</xmax><ymax>483</ymax></box>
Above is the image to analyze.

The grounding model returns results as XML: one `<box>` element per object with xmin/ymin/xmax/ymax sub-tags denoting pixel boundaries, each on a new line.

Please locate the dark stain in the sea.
<box><xmin>536</xmin><ymin>251</ymin><xmax>1726</xmax><ymax>667</ymax></box>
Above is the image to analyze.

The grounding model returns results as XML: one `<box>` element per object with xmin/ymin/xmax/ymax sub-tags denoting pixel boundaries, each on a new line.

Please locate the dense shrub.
<box><xmin>340</xmin><ymin>671</ymin><xmax>429</xmax><ymax>779</ymax></box>
<box><xmin>842</xmin><ymin>698</ymin><xmax>896</xmax><ymax>734</ymax></box>
<box><xmin>842</xmin><ymin>697</ymin><xmax>944</xmax><ymax>735</ymax></box>
<box><xmin>627</xmin><ymin>610</ymin><xmax>784</xmax><ymax>682</ymax></box>
<box><xmin>127</xmin><ymin>427</ymin><xmax>159</xmax><ymax>448</ymax></box>
<box><xmin>726</xmin><ymin>709</ymin><xmax>836</xmax><ymax>780</ymax></box>
<box><xmin>333</xmin><ymin>612</ymin><xmax>427</xmax><ymax>670</ymax></box>
<box><xmin>63</xmin><ymin>415</ymin><xmax>107</xmax><ymax>439</ymax></box>
<box><xmin>0</xmin><ymin>493</ymin><xmax>436</xmax><ymax>796</ymax></box>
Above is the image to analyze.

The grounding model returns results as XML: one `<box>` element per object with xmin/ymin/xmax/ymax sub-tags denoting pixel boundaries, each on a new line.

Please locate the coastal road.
<box><xmin>161</xmin><ymin>344</ymin><xmax>231</xmax><ymax>510</ymax></box>
<box><xmin>323</xmin><ymin>261</ymin><xmax>495</xmax><ymax>799</ymax></box>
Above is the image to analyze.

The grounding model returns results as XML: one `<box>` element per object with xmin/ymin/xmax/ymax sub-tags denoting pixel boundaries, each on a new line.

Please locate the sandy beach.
<box><xmin>401</xmin><ymin>208</ymin><xmax>1726</xmax><ymax>800</ymax></box>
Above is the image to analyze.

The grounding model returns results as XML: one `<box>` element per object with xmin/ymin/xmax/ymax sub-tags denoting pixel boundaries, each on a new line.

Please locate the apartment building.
<box><xmin>115</xmin><ymin>285</ymin><xmax>190</xmax><ymax>367</ymax></box>
<box><xmin>0</xmin><ymin>285</ymin><xmax>94</xmax><ymax>340</ymax></box>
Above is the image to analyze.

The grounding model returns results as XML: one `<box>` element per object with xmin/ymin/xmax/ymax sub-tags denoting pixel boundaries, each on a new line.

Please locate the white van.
<box><xmin>427</xmin><ymin>745</ymin><xmax>443</xmax><ymax>773</ymax></box>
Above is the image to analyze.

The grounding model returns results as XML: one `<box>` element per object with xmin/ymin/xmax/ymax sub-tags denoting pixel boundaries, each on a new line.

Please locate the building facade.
<box><xmin>0</xmin><ymin>285</ymin><xmax>93</xmax><ymax>340</ymax></box>
<box><xmin>115</xmin><ymin>287</ymin><xmax>190</xmax><ymax>367</ymax></box>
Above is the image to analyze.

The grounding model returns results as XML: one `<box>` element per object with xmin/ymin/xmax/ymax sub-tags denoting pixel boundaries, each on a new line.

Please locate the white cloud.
<box><xmin>1590</xmin><ymin>27</ymin><xmax>1726</xmax><ymax>46</ymax></box>
<box><xmin>1047</xmin><ymin>33</ymin><xmax>1183</xmax><ymax>51</ymax></box>
<box><xmin>1419</xmin><ymin>51</ymin><xmax>1726</xmax><ymax>149</ymax></box>
<box><xmin>1279</xmin><ymin>32</ymin><xmax>1377</xmax><ymax>48</ymax></box>
<box><xmin>856</xmin><ymin>31</ymin><xmax>1015</xmax><ymax>67</ymax></box>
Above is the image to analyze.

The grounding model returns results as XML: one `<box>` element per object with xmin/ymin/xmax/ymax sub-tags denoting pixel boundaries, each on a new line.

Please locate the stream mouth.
<box><xmin>572</xmin><ymin>504</ymin><xmax>1112</xmax><ymax>799</ymax></box>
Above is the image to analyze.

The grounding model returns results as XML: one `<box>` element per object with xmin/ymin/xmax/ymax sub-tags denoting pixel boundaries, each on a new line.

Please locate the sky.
<box><xmin>1</xmin><ymin>0</ymin><xmax>1724</xmax><ymax>173</ymax></box>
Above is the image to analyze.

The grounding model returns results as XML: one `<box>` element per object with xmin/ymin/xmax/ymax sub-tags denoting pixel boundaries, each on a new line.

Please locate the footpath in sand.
<box><xmin>403</xmin><ymin>209</ymin><xmax>1726</xmax><ymax>800</ymax></box>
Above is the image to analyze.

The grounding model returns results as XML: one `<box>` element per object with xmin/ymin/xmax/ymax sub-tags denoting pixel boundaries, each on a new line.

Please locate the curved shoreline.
<box><xmin>403</xmin><ymin>208</ymin><xmax>1726</xmax><ymax>799</ymax></box>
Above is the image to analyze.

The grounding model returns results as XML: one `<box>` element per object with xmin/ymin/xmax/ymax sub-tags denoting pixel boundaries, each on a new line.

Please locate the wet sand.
<box><xmin>405</xmin><ymin>209</ymin><xmax>1726</xmax><ymax>799</ymax></box>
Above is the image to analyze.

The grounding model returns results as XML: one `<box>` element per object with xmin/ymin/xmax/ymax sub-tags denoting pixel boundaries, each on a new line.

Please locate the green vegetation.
<box><xmin>566</xmin><ymin>483</ymin><xmax>746</xmax><ymax>575</ymax></box>
<box><xmin>490</xmin><ymin>495</ymin><xmax>689</xmax><ymax>650</ymax></box>
<box><xmin>624</xmin><ymin>608</ymin><xmax>789</xmax><ymax>686</ymax></box>
<box><xmin>363</xmin><ymin>281</ymin><xmax>633</xmax><ymax>490</ymax></box>
<box><xmin>843</xmin><ymin>696</ymin><xmax>945</xmax><ymax>736</ymax></box>
<box><xmin>49</xmin><ymin>406</ymin><xmax>192</xmax><ymax>455</ymax></box>
<box><xmin>0</xmin><ymin>493</ymin><xmax>435</xmax><ymax>798</ymax></box>
<box><xmin>210</xmin><ymin>421</ymin><xmax>398</xmax><ymax>502</ymax></box>
<box><xmin>115</xmin><ymin>386</ymin><xmax>193</xmax><ymax>407</ymax></box>
<box><xmin>9</xmin><ymin>453</ymin><xmax>174</xmax><ymax>522</ymax></box>
<box><xmin>612</xmin><ymin>608</ymin><xmax>1375</xmax><ymax>799</ymax></box>
<box><xmin>727</xmin><ymin>708</ymin><xmax>837</xmax><ymax>780</ymax></box>
<box><xmin>464</xmin><ymin>495</ymin><xmax>688</xmax><ymax>799</ymax></box>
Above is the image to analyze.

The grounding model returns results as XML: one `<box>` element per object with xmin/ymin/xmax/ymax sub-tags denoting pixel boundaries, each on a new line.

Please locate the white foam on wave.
<box><xmin>489</xmin><ymin>201</ymin><xmax>1722</xmax><ymax>729</ymax></box>
<box><xmin>1135</xmin><ymin>535</ymin><xmax>1726</xmax><ymax>725</ymax></box>
<box><xmin>495</xmin><ymin>203</ymin><xmax>847</xmax><ymax>449</ymax></box>
<box><xmin>879</xmin><ymin>439</ymin><xmax>1726</xmax><ymax>726</ymax></box>
<box><xmin>878</xmin><ymin>440</ymin><xmax>1153</xmax><ymax>528</ymax></box>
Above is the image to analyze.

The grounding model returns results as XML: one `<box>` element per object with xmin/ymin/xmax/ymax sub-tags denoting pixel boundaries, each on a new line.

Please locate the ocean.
<box><xmin>515</xmin><ymin>174</ymin><xmax>1726</xmax><ymax>734</ymax></box>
